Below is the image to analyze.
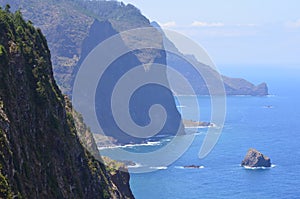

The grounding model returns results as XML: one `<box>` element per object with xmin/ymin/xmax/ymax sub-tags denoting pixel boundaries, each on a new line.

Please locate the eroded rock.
<box><xmin>241</xmin><ymin>148</ymin><xmax>271</xmax><ymax>167</ymax></box>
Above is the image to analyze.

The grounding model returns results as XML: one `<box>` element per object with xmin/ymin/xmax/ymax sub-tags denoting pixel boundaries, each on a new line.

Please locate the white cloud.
<box><xmin>160</xmin><ymin>21</ymin><xmax>177</xmax><ymax>28</ymax></box>
<box><xmin>191</xmin><ymin>21</ymin><xmax>258</xmax><ymax>28</ymax></box>
<box><xmin>286</xmin><ymin>19</ymin><xmax>300</xmax><ymax>28</ymax></box>
<box><xmin>235</xmin><ymin>23</ymin><xmax>258</xmax><ymax>27</ymax></box>
<box><xmin>191</xmin><ymin>21</ymin><xmax>224</xmax><ymax>27</ymax></box>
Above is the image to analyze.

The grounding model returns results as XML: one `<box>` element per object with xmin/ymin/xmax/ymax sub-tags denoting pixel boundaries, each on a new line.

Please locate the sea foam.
<box><xmin>243</xmin><ymin>164</ymin><xmax>276</xmax><ymax>170</ymax></box>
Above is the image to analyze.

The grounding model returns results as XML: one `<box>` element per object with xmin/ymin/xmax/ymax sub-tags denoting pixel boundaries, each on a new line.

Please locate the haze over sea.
<box><xmin>121</xmin><ymin>65</ymin><xmax>300</xmax><ymax>199</ymax></box>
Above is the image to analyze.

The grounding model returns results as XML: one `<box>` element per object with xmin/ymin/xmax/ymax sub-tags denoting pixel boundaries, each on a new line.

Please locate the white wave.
<box><xmin>99</xmin><ymin>141</ymin><xmax>162</xmax><ymax>150</ymax></box>
<box><xmin>175</xmin><ymin>166</ymin><xmax>205</xmax><ymax>169</ymax></box>
<box><xmin>127</xmin><ymin>163</ymin><xmax>143</xmax><ymax>168</ymax></box>
<box><xmin>138</xmin><ymin>141</ymin><xmax>162</xmax><ymax>146</ymax></box>
<box><xmin>185</xmin><ymin>124</ymin><xmax>220</xmax><ymax>129</ymax></box>
<box><xmin>243</xmin><ymin>164</ymin><xmax>276</xmax><ymax>170</ymax></box>
<box><xmin>161</xmin><ymin>138</ymin><xmax>172</xmax><ymax>142</ymax></box>
<box><xmin>176</xmin><ymin>105</ymin><xmax>186</xmax><ymax>108</ymax></box>
<box><xmin>243</xmin><ymin>166</ymin><xmax>268</xmax><ymax>170</ymax></box>
<box><xmin>149</xmin><ymin>166</ymin><xmax>168</xmax><ymax>170</ymax></box>
<box><xmin>98</xmin><ymin>145</ymin><xmax>121</xmax><ymax>150</ymax></box>
<box><xmin>121</xmin><ymin>141</ymin><xmax>162</xmax><ymax>148</ymax></box>
<box><xmin>185</xmin><ymin>126</ymin><xmax>208</xmax><ymax>129</ymax></box>
<box><xmin>154</xmin><ymin>134</ymin><xmax>171</xmax><ymax>138</ymax></box>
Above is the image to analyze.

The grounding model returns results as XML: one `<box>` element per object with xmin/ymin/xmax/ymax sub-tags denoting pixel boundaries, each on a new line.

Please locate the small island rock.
<box><xmin>183</xmin><ymin>165</ymin><xmax>202</xmax><ymax>169</ymax></box>
<box><xmin>241</xmin><ymin>148</ymin><xmax>271</xmax><ymax>167</ymax></box>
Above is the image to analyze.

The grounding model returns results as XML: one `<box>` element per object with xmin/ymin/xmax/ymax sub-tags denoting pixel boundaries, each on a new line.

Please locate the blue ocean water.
<box><xmin>101</xmin><ymin>67</ymin><xmax>300</xmax><ymax>199</ymax></box>
<box><xmin>127</xmin><ymin>67</ymin><xmax>300</xmax><ymax>199</ymax></box>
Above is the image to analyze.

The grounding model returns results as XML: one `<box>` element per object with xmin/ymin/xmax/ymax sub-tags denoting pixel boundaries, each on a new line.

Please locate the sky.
<box><xmin>122</xmin><ymin>0</ymin><xmax>300</xmax><ymax>69</ymax></box>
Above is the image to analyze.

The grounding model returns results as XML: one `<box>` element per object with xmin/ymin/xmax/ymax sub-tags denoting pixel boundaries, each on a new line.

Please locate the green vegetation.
<box><xmin>0</xmin><ymin>5</ymin><xmax>61</xmax><ymax>107</ymax></box>
<box><xmin>0</xmin><ymin>128</ymin><xmax>13</xmax><ymax>199</ymax></box>
<box><xmin>102</xmin><ymin>156</ymin><xmax>125</xmax><ymax>176</ymax></box>
<box><xmin>0</xmin><ymin>45</ymin><xmax>6</xmax><ymax>56</ymax></box>
<box><xmin>71</xmin><ymin>0</ymin><xmax>148</xmax><ymax>28</ymax></box>
<box><xmin>1</xmin><ymin>0</ymin><xmax>152</xmax><ymax>94</ymax></box>
<box><xmin>0</xmin><ymin>6</ymin><xmax>132</xmax><ymax>198</ymax></box>
<box><xmin>0</xmin><ymin>171</ymin><xmax>12</xmax><ymax>199</ymax></box>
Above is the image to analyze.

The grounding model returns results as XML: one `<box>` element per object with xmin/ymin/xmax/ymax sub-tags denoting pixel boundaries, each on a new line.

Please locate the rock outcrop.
<box><xmin>183</xmin><ymin>165</ymin><xmax>203</xmax><ymax>169</ymax></box>
<box><xmin>222</xmin><ymin>77</ymin><xmax>268</xmax><ymax>96</ymax></box>
<box><xmin>183</xmin><ymin>120</ymin><xmax>212</xmax><ymax>128</ymax></box>
<box><xmin>241</xmin><ymin>148</ymin><xmax>271</xmax><ymax>167</ymax></box>
<box><xmin>0</xmin><ymin>9</ymin><xmax>134</xmax><ymax>198</ymax></box>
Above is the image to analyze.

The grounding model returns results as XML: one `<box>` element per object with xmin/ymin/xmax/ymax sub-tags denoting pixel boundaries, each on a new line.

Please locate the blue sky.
<box><xmin>122</xmin><ymin>0</ymin><xmax>300</xmax><ymax>68</ymax></box>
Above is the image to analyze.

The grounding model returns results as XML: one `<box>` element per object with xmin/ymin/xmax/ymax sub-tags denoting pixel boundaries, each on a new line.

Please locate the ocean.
<box><xmin>101</xmin><ymin>66</ymin><xmax>300</xmax><ymax>198</ymax></box>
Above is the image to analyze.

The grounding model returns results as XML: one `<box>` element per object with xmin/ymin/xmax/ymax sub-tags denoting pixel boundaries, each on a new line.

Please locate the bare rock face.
<box><xmin>241</xmin><ymin>148</ymin><xmax>271</xmax><ymax>167</ymax></box>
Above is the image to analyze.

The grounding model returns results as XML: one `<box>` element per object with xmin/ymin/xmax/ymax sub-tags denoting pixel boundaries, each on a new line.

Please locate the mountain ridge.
<box><xmin>1</xmin><ymin>0</ymin><xmax>268</xmax><ymax>97</ymax></box>
<box><xmin>151</xmin><ymin>21</ymin><xmax>268</xmax><ymax>96</ymax></box>
<box><xmin>0</xmin><ymin>0</ymin><xmax>268</xmax><ymax>147</ymax></box>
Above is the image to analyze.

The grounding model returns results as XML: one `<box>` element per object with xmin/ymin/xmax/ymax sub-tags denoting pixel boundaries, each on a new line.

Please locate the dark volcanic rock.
<box><xmin>241</xmin><ymin>148</ymin><xmax>271</xmax><ymax>167</ymax></box>
<box><xmin>183</xmin><ymin>165</ymin><xmax>202</xmax><ymax>169</ymax></box>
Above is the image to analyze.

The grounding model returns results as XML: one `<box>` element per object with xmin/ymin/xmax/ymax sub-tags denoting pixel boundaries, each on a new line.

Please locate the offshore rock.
<box><xmin>241</xmin><ymin>148</ymin><xmax>271</xmax><ymax>167</ymax></box>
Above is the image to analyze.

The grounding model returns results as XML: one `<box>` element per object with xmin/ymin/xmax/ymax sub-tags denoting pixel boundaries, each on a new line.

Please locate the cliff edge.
<box><xmin>0</xmin><ymin>8</ymin><xmax>133</xmax><ymax>198</ymax></box>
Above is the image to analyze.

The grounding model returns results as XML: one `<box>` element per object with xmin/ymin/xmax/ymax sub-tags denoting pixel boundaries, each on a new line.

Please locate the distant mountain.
<box><xmin>0</xmin><ymin>0</ymin><xmax>153</xmax><ymax>94</ymax></box>
<box><xmin>1</xmin><ymin>0</ymin><xmax>268</xmax><ymax>97</ymax></box>
<box><xmin>0</xmin><ymin>0</ymin><xmax>267</xmax><ymax>146</ymax></box>
<box><xmin>167</xmin><ymin>53</ymin><xmax>268</xmax><ymax>96</ymax></box>
<box><xmin>151</xmin><ymin>21</ymin><xmax>268</xmax><ymax>96</ymax></box>
<box><xmin>0</xmin><ymin>8</ymin><xmax>133</xmax><ymax>198</ymax></box>
<box><xmin>0</xmin><ymin>0</ymin><xmax>185</xmax><ymax>144</ymax></box>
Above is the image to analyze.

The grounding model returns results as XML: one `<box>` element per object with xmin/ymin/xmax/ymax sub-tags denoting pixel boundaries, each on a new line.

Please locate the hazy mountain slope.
<box><xmin>0</xmin><ymin>0</ymin><xmax>152</xmax><ymax>94</ymax></box>
<box><xmin>0</xmin><ymin>0</ymin><xmax>186</xmax><ymax>143</ymax></box>
<box><xmin>151</xmin><ymin>21</ymin><xmax>268</xmax><ymax>96</ymax></box>
<box><xmin>167</xmin><ymin>53</ymin><xmax>268</xmax><ymax>96</ymax></box>
<box><xmin>0</xmin><ymin>8</ymin><xmax>133</xmax><ymax>198</ymax></box>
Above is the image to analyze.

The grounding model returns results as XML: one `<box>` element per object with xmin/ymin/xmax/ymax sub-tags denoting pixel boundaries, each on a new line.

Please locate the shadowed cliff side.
<box><xmin>0</xmin><ymin>0</ymin><xmax>186</xmax><ymax>144</ymax></box>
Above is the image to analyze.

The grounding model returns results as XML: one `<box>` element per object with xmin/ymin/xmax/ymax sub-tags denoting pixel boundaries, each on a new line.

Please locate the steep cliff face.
<box><xmin>0</xmin><ymin>0</ymin><xmax>186</xmax><ymax>144</ymax></box>
<box><xmin>0</xmin><ymin>9</ymin><xmax>133</xmax><ymax>199</ymax></box>
<box><xmin>0</xmin><ymin>0</ymin><xmax>152</xmax><ymax>95</ymax></box>
<box><xmin>74</xmin><ymin>19</ymin><xmax>184</xmax><ymax>143</ymax></box>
